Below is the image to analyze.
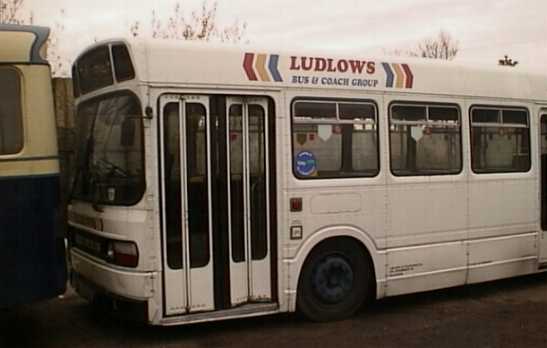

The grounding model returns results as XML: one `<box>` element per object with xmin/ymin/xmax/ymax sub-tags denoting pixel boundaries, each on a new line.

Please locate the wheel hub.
<box><xmin>312</xmin><ymin>255</ymin><xmax>354</xmax><ymax>304</ymax></box>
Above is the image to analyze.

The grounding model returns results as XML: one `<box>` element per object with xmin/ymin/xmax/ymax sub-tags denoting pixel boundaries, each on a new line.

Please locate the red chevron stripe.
<box><xmin>402</xmin><ymin>64</ymin><xmax>414</xmax><ymax>88</ymax></box>
<box><xmin>243</xmin><ymin>53</ymin><xmax>258</xmax><ymax>81</ymax></box>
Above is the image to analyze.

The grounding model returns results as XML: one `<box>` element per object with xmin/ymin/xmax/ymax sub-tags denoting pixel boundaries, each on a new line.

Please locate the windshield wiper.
<box><xmin>95</xmin><ymin>157</ymin><xmax>129</xmax><ymax>178</ymax></box>
<box><xmin>88</xmin><ymin>166</ymin><xmax>105</xmax><ymax>213</ymax></box>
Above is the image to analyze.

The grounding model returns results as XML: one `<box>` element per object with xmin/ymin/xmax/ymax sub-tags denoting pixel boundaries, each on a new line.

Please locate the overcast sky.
<box><xmin>20</xmin><ymin>0</ymin><xmax>547</xmax><ymax>74</ymax></box>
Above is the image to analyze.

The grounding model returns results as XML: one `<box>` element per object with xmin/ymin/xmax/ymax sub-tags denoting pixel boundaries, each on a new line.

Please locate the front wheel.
<box><xmin>297</xmin><ymin>239</ymin><xmax>372</xmax><ymax>322</ymax></box>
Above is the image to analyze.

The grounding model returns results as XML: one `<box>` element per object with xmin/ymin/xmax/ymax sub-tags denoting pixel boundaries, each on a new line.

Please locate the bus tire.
<box><xmin>296</xmin><ymin>238</ymin><xmax>371</xmax><ymax>322</ymax></box>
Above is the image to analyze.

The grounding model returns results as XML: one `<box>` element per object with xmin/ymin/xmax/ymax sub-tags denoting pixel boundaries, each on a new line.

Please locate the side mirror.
<box><xmin>120</xmin><ymin>117</ymin><xmax>136</xmax><ymax>147</ymax></box>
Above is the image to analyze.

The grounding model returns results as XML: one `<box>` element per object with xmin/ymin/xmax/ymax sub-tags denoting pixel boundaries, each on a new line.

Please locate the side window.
<box><xmin>291</xmin><ymin>99</ymin><xmax>378</xmax><ymax>179</ymax></box>
<box><xmin>112</xmin><ymin>44</ymin><xmax>135</xmax><ymax>82</ymax></box>
<box><xmin>163</xmin><ymin>103</ymin><xmax>183</xmax><ymax>269</ymax></box>
<box><xmin>470</xmin><ymin>107</ymin><xmax>530</xmax><ymax>173</ymax></box>
<box><xmin>0</xmin><ymin>67</ymin><xmax>23</xmax><ymax>155</ymax></box>
<box><xmin>389</xmin><ymin>103</ymin><xmax>461</xmax><ymax>176</ymax></box>
<box><xmin>77</xmin><ymin>45</ymin><xmax>113</xmax><ymax>95</ymax></box>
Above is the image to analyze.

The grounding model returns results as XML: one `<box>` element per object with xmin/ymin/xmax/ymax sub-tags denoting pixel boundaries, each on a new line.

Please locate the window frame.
<box><xmin>76</xmin><ymin>45</ymin><xmax>114</xmax><ymax>95</ymax></box>
<box><xmin>290</xmin><ymin>97</ymin><xmax>380</xmax><ymax>180</ymax></box>
<box><xmin>388</xmin><ymin>101</ymin><xmax>463</xmax><ymax>177</ymax></box>
<box><xmin>72</xmin><ymin>89</ymin><xmax>146</xmax><ymax>206</ymax></box>
<box><xmin>73</xmin><ymin>42</ymin><xmax>136</xmax><ymax>97</ymax></box>
<box><xmin>112</xmin><ymin>44</ymin><xmax>136</xmax><ymax>83</ymax></box>
<box><xmin>0</xmin><ymin>65</ymin><xmax>24</xmax><ymax>156</ymax></box>
<box><xmin>469</xmin><ymin>105</ymin><xmax>531</xmax><ymax>174</ymax></box>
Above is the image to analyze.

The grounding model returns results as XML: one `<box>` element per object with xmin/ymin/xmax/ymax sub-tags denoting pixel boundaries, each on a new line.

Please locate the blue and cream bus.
<box><xmin>0</xmin><ymin>25</ymin><xmax>66</xmax><ymax>308</ymax></box>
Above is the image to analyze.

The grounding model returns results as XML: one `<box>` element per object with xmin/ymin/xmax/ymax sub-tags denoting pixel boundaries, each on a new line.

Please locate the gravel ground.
<box><xmin>3</xmin><ymin>273</ymin><xmax>547</xmax><ymax>348</ymax></box>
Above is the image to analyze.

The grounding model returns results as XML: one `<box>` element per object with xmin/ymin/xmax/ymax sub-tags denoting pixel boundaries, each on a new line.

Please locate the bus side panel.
<box><xmin>466</xmin><ymin>100</ymin><xmax>539</xmax><ymax>283</ymax></box>
<box><xmin>385</xmin><ymin>180</ymin><xmax>468</xmax><ymax>295</ymax></box>
<box><xmin>467</xmin><ymin>177</ymin><xmax>538</xmax><ymax>283</ymax></box>
<box><xmin>385</xmin><ymin>241</ymin><xmax>467</xmax><ymax>296</ymax></box>
<box><xmin>0</xmin><ymin>175</ymin><xmax>66</xmax><ymax>308</ymax></box>
<box><xmin>467</xmin><ymin>233</ymin><xmax>537</xmax><ymax>283</ymax></box>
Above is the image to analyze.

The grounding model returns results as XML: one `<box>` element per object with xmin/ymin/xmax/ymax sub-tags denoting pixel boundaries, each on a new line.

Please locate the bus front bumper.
<box><xmin>70</xmin><ymin>250</ymin><xmax>157</xmax><ymax>301</ymax></box>
<box><xmin>70</xmin><ymin>250</ymin><xmax>160</xmax><ymax>323</ymax></box>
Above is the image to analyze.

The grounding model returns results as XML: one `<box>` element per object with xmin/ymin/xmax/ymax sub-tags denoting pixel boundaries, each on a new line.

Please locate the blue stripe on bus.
<box><xmin>268</xmin><ymin>54</ymin><xmax>283</xmax><ymax>82</ymax></box>
<box><xmin>0</xmin><ymin>172</ymin><xmax>60</xmax><ymax>181</ymax></box>
<box><xmin>382</xmin><ymin>62</ymin><xmax>395</xmax><ymax>88</ymax></box>
<box><xmin>0</xmin><ymin>175</ymin><xmax>66</xmax><ymax>308</ymax></box>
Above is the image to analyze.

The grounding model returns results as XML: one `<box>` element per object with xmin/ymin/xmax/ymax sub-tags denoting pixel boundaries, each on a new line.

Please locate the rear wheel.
<box><xmin>297</xmin><ymin>238</ymin><xmax>372</xmax><ymax>322</ymax></box>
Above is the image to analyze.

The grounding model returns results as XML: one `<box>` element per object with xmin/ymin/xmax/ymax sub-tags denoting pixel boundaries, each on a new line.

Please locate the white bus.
<box><xmin>68</xmin><ymin>39</ymin><xmax>547</xmax><ymax>325</ymax></box>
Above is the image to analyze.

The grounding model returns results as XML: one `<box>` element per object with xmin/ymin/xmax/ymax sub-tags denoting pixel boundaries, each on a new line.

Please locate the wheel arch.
<box><xmin>285</xmin><ymin>225</ymin><xmax>384</xmax><ymax>312</ymax></box>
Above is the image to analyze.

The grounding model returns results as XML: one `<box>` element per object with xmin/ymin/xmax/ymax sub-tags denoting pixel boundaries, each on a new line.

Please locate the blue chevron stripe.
<box><xmin>268</xmin><ymin>54</ymin><xmax>283</xmax><ymax>82</ymax></box>
<box><xmin>382</xmin><ymin>63</ymin><xmax>394</xmax><ymax>88</ymax></box>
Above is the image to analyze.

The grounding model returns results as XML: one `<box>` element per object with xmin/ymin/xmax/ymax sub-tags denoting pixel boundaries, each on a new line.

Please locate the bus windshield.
<box><xmin>72</xmin><ymin>92</ymin><xmax>145</xmax><ymax>206</ymax></box>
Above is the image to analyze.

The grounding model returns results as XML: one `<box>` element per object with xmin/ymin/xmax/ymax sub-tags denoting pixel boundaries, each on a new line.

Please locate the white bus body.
<box><xmin>68</xmin><ymin>39</ymin><xmax>547</xmax><ymax>325</ymax></box>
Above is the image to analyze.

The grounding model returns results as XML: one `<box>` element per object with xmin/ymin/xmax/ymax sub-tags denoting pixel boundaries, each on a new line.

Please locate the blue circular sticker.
<box><xmin>296</xmin><ymin>151</ymin><xmax>317</xmax><ymax>176</ymax></box>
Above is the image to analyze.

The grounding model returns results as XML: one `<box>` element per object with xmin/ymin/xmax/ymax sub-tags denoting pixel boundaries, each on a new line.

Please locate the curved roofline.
<box><xmin>0</xmin><ymin>24</ymin><xmax>50</xmax><ymax>64</ymax></box>
<box><xmin>72</xmin><ymin>38</ymin><xmax>547</xmax><ymax>102</ymax></box>
<box><xmin>72</xmin><ymin>38</ymin><xmax>130</xmax><ymax>67</ymax></box>
<box><xmin>76</xmin><ymin>37</ymin><xmax>545</xmax><ymax>77</ymax></box>
<box><xmin>120</xmin><ymin>37</ymin><xmax>544</xmax><ymax>74</ymax></box>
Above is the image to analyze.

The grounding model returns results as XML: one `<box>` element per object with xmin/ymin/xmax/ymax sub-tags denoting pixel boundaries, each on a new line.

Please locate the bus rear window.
<box><xmin>0</xmin><ymin>67</ymin><xmax>23</xmax><ymax>155</ymax></box>
<box><xmin>77</xmin><ymin>46</ymin><xmax>114</xmax><ymax>94</ymax></box>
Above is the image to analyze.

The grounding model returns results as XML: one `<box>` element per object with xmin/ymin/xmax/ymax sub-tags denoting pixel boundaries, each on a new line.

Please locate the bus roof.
<box><xmin>0</xmin><ymin>24</ymin><xmax>50</xmax><ymax>64</ymax></box>
<box><xmin>81</xmin><ymin>38</ymin><xmax>547</xmax><ymax>102</ymax></box>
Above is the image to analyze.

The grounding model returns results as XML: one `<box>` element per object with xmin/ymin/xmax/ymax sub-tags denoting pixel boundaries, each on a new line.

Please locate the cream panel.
<box><xmin>0</xmin><ymin>65</ymin><xmax>58</xmax><ymax>177</ymax></box>
<box><xmin>0</xmin><ymin>158</ymin><xmax>59</xmax><ymax>177</ymax></box>
<box><xmin>0</xmin><ymin>65</ymin><xmax>58</xmax><ymax>174</ymax></box>
<box><xmin>20</xmin><ymin>65</ymin><xmax>58</xmax><ymax>157</ymax></box>
<box><xmin>0</xmin><ymin>32</ymin><xmax>33</xmax><ymax>62</ymax></box>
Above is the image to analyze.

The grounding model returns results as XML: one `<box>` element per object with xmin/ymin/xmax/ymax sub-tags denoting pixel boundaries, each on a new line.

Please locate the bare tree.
<box><xmin>129</xmin><ymin>21</ymin><xmax>140</xmax><ymax>38</ymax></box>
<box><xmin>47</xmin><ymin>10</ymin><xmax>69</xmax><ymax>77</ymax></box>
<box><xmin>131</xmin><ymin>0</ymin><xmax>247</xmax><ymax>43</ymax></box>
<box><xmin>385</xmin><ymin>30</ymin><xmax>459</xmax><ymax>61</ymax></box>
<box><xmin>409</xmin><ymin>30</ymin><xmax>459</xmax><ymax>60</ymax></box>
<box><xmin>499</xmin><ymin>55</ymin><xmax>518</xmax><ymax>67</ymax></box>
<box><xmin>0</xmin><ymin>0</ymin><xmax>33</xmax><ymax>24</ymax></box>
<box><xmin>0</xmin><ymin>0</ymin><xmax>68</xmax><ymax>76</ymax></box>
